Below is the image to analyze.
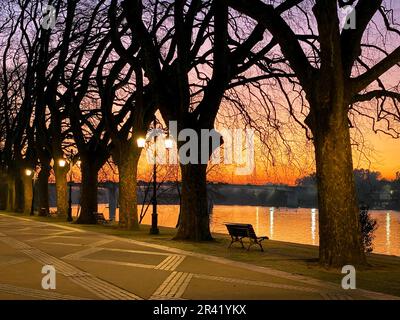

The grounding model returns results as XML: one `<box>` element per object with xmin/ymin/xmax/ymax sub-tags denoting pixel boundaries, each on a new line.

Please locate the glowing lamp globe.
<box><xmin>58</xmin><ymin>159</ymin><xmax>67</xmax><ymax>168</ymax></box>
<box><xmin>137</xmin><ymin>137</ymin><xmax>146</xmax><ymax>148</ymax></box>
<box><xmin>165</xmin><ymin>137</ymin><xmax>174</xmax><ymax>150</ymax></box>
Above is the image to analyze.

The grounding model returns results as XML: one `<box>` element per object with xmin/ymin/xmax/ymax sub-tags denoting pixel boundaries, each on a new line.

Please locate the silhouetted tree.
<box><xmin>296</xmin><ymin>173</ymin><xmax>317</xmax><ymax>187</ymax></box>
<box><xmin>98</xmin><ymin>5</ymin><xmax>158</xmax><ymax>229</ymax></box>
<box><xmin>60</xmin><ymin>0</ymin><xmax>113</xmax><ymax>224</ymax></box>
<box><xmin>118</xmin><ymin>0</ymin><xmax>293</xmax><ymax>240</ymax></box>
<box><xmin>229</xmin><ymin>0</ymin><xmax>400</xmax><ymax>266</ymax></box>
<box><xmin>0</xmin><ymin>0</ymin><xmax>40</xmax><ymax>213</ymax></box>
<box><xmin>33</xmin><ymin>0</ymin><xmax>78</xmax><ymax>217</ymax></box>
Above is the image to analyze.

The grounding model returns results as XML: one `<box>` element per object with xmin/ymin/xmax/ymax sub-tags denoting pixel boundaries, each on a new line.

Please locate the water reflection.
<box><xmin>65</xmin><ymin>204</ymin><xmax>400</xmax><ymax>257</ymax></box>
<box><xmin>386</xmin><ymin>211</ymin><xmax>391</xmax><ymax>254</ymax></box>
<box><xmin>255</xmin><ymin>207</ymin><xmax>259</xmax><ymax>234</ymax></box>
<box><xmin>269</xmin><ymin>207</ymin><xmax>274</xmax><ymax>239</ymax></box>
<box><xmin>311</xmin><ymin>208</ymin><xmax>316</xmax><ymax>245</ymax></box>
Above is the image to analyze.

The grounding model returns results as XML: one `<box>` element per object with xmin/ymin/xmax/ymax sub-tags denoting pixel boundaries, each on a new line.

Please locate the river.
<box><xmin>67</xmin><ymin>205</ymin><xmax>400</xmax><ymax>257</ymax></box>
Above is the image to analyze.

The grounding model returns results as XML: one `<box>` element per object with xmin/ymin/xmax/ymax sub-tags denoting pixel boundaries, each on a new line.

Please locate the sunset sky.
<box><xmin>126</xmin><ymin>127</ymin><xmax>399</xmax><ymax>186</ymax></box>
<box><xmin>366</xmin><ymin>132</ymin><xmax>400</xmax><ymax>180</ymax></box>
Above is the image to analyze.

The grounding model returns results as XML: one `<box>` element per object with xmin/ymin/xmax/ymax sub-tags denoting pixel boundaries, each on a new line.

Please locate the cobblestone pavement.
<box><xmin>0</xmin><ymin>214</ymin><xmax>397</xmax><ymax>300</ymax></box>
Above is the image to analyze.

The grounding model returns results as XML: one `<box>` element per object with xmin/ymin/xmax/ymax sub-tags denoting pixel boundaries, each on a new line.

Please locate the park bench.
<box><xmin>94</xmin><ymin>212</ymin><xmax>110</xmax><ymax>225</ymax></box>
<box><xmin>225</xmin><ymin>223</ymin><xmax>269</xmax><ymax>252</ymax></box>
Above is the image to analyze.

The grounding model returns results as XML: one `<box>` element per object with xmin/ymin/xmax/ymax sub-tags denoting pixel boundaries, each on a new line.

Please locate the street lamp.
<box><xmin>137</xmin><ymin>137</ymin><xmax>146</xmax><ymax>149</ymax></box>
<box><xmin>25</xmin><ymin>168</ymin><xmax>35</xmax><ymax>216</ymax></box>
<box><xmin>165</xmin><ymin>136</ymin><xmax>174</xmax><ymax>150</ymax></box>
<box><xmin>58</xmin><ymin>159</ymin><xmax>67</xmax><ymax>168</ymax></box>
<box><xmin>137</xmin><ymin>118</ymin><xmax>173</xmax><ymax>235</ymax></box>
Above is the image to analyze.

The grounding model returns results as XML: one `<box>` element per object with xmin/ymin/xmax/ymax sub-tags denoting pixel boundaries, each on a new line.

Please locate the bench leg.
<box><xmin>229</xmin><ymin>237</ymin><xmax>245</xmax><ymax>249</ymax></box>
<box><xmin>247</xmin><ymin>239</ymin><xmax>264</xmax><ymax>252</ymax></box>
<box><xmin>229</xmin><ymin>236</ymin><xmax>238</xmax><ymax>248</ymax></box>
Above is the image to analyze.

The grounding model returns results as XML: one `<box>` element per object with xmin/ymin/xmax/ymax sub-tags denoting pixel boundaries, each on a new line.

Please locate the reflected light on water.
<box><xmin>256</xmin><ymin>207</ymin><xmax>259</xmax><ymax>234</ymax></box>
<box><xmin>386</xmin><ymin>211</ymin><xmax>391</xmax><ymax>254</ymax></box>
<box><xmin>311</xmin><ymin>208</ymin><xmax>316</xmax><ymax>245</ymax></box>
<box><xmin>269</xmin><ymin>207</ymin><xmax>274</xmax><ymax>239</ymax></box>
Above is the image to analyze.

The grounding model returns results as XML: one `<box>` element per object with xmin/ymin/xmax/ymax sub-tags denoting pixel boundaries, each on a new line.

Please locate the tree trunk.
<box><xmin>21</xmin><ymin>173</ymin><xmax>33</xmax><ymax>215</ymax></box>
<box><xmin>313</xmin><ymin>101</ymin><xmax>366</xmax><ymax>267</ymax></box>
<box><xmin>14</xmin><ymin>176</ymin><xmax>24</xmax><ymax>213</ymax></box>
<box><xmin>76</xmin><ymin>161</ymin><xmax>98</xmax><ymax>224</ymax></box>
<box><xmin>37</xmin><ymin>164</ymin><xmax>51</xmax><ymax>216</ymax></box>
<box><xmin>54</xmin><ymin>166</ymin><xmax>68</xmax><ymax>217</ymax></box>
<box><xmin>174</xmin><ymin>163</ymin><xmax>212</xmax><ymax>241</ymax></box>
<box><xmin>6</xmin><ymin>174</ymin><xmax>16</xmax><ymax>212</ymax></box>
<box><xmin>0</xmin><ymin>177</ymin><xmax>6</xmax><ymax>210</ymax></box>
<box><xmin>118</xmin><ymin>143</ymin><xmax>141</xmax><ymax>230</ymax></box>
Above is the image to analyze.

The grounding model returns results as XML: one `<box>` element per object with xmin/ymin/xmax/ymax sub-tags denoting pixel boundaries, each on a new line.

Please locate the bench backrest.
<box><xmin>225</xmin><ymin>223</ymin><xmax>257</xmax><ymax>239</ymax></box>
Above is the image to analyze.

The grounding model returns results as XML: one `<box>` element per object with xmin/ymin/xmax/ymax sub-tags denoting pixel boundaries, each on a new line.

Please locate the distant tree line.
<box><xmin>297</xmin><ymin>169</ymin><xmax>400</xmax><ymax>210</ymax></box>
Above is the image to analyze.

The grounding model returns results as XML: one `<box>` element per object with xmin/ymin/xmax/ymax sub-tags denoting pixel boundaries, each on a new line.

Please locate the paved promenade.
<box><xmin>0</xmin><ymin>214</ymin><xmax>397</xmax><ymax>300</ymax></box>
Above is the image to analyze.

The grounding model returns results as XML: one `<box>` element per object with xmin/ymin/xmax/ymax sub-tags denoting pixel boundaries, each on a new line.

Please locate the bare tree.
<box><xmin>97</xmin><ymin>4</ymin><xmax>157</xmax><ymax>229</ymax></box>
<box><xmin>228</xmin><ymin>0</ymin><xmax>400</xmax><ymax>266</ymax></box>
<box><xmin>117</xmin><ymin>0</ymin><xmax>290</xmax><ymax>240</ymax></box>
<box><xmin>60</xmin><ymin>3</ymin><xmax>112</xmax><ymax>223</ymax></box>
<box><xmin>33</xmin><ymin>0</ymin><xmax>78</xmax><ymax>217</ymax></box>
<box><xmin>0</xmin><ymin>0</ymin><xmax>41</xmax><ymax>214</ymax></box>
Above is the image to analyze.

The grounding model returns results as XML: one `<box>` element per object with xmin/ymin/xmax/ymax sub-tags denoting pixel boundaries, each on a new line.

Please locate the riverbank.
<box><xmin>39</xmin><ymin>182</ymin><xmax>400</xmax><ymax>211</ymax></box>
<box><xmin>1</xmin><ymin>211</ymin><xmax>400</xmax><ymax>297</ymax></box>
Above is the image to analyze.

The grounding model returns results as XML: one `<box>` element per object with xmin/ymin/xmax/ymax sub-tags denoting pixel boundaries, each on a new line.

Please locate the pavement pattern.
<box><xmin>0</xmin><ymin>214</ymin><xmax>398</xmax><ymax>300</ymax></box>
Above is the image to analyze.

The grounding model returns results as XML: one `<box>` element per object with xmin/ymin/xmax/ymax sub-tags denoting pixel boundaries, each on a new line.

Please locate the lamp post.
<box><xmin>67</xmin><ymin>173</ymin><xmax>73</xmax><ymax>222</ymax></box>
<box><xmin>25</xmin><ymin>168</ymin><xmax>35</xmax><ymax>216</ymax></box>
<box><xmin>67</xmin><ymin>150</ymin><xmax>74</xmax><ymax>222</ymax></box>
<box><xmin>151</xmin><ymin>122</ymin><xmax>159</xmax><ymax>235</ymax></box>
<box><xmin>59</xmin><ymin>151</ymin><xmax>75</xmax><ymax>222</ymax></box>
<box><xmin>137</xmin><ymin>117</ymin><xmax>173</xmax><ymax>235</ymax></box>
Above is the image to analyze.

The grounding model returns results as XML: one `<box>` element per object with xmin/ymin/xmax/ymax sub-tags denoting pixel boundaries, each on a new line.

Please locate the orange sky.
<box><xmin>129</xmin><ymin>128</ymin><xmax>399</xmax><ymax>186</ymax></box>
<box><xmin>365</xmin><ymin>133</ymin><xmax>400</xmax><ymax>180</ymax></box>
<box><xmin>85</xmin><ymin>104</ymin><xmax>400</xmax><ymax>186</ymax></box>
<box><xmin>88</xmin><ymin>128</ymin><xmax>400</xmax><ymax>186</ymax></box>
